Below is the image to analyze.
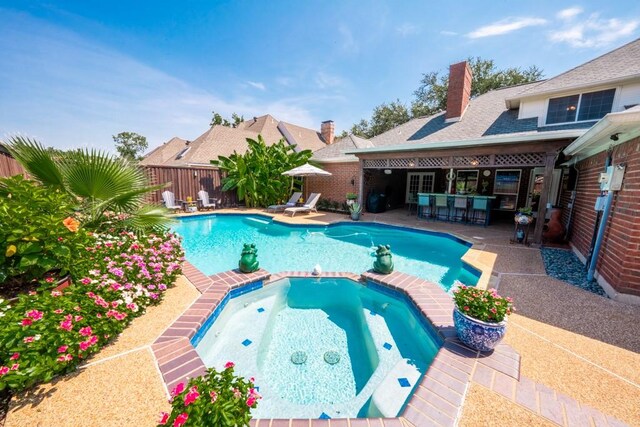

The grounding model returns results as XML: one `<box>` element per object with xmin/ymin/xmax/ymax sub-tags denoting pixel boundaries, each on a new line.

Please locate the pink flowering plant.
<box><xmin>452</xmin><ymin>285</ymin><xmax>514</xmax><ymax>323</ymax></box>
<box><xmin>0</xmin><ymin>231</ymin><xmax>184</xmax><ymax>391</ymax></box>
<box><xmin>159</xmin><ymin>363</ymin><xmax>260</xmax><ymax>427</ymax></box>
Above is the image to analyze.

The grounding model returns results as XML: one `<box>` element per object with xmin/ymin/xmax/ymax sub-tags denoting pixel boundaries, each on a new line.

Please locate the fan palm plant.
<box><xmin>6</xmin><ymin>136</ymin><xmax>173</xmax><ymax>232</ymax></box>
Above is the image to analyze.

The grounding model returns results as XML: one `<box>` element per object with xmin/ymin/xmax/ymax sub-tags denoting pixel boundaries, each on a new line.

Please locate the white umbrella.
<box><xmin>282</xmin><ymin>163</ymin><xmax>332</xmax><ymax>200</ymax></box>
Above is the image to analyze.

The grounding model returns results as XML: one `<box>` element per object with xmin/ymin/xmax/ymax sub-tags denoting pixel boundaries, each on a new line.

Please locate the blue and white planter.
<box><xmin>453</xmin><ymin>306</ymin><xmax>507</xmax><ymax>352</ymax></box>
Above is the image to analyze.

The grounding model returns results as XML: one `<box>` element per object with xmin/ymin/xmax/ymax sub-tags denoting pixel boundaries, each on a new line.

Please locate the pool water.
<box><xmin>193</xmin><ymin>277</ymin><xmax>441</xmax><ymax>419</ymax></box>
<box><xmin>174</xmin><ymin>214</ymin><xmax>478</xmax><ymax>290</ymax></box>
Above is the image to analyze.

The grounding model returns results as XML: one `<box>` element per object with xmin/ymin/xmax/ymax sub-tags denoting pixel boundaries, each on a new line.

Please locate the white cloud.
<box><xmin>0</xmin><ymin>10</ymin><xmax>320</xmax><ymax>151</ymax></box>
<box><xmin>338</xmin><ymin>24</ymin><xmax>358</xmax><ymax>52</ymax></box>
<box><xmin>557</xmin><ymin>7</ymin><xmax>583</xmax><ymax>20</ymax></box>
<box><xmin>246</xmin><ymin>81</ymin><xmax>266</xmax><ymax>91</ymax></box>
<box><xmin>440</xmin><ymin>30</ymin><xmax>458</xmax><ymax>36</ymax></box>
<box><xmin>396</xmin><ymin>23</ymin><xmax>420</xmax><ymax>37</ymax></box>
<box><xmin>275</xmin><ymin>76</ymin><xmax>294</xmax><ymax>87</ymax></box>
<box><xmin>315</xmin><ymin>71</ymin><xmax>345</xmax><ymax>90</ymax></box>
<box><xmin>548</xmin><ymin>11</ymin><xmax>640</xmax><ymax>48</ymax></box>
<box><xmin>467</xmin><ymin>17</ymin><xmax>547</xmax><ymax>38</ymax></box>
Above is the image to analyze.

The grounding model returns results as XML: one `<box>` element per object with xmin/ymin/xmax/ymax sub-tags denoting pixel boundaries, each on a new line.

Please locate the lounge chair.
<box><xmin>267</xmin><ymin>192</ymin><xmax>302</xmax><ymax>212</ymax></box>
<box><xmin>198</xmin><ymin>190</ymin><xmax>218</xmax><ymax>210</ymax></box>
<box><xmin>162</xmin><ymin>191</ymin><xmax>183</xmax><ymax>212</ymax></box>
<box><xmin>283</xmin><ymin>193</ymin><xmax>321</xmax><ymax>217</ymax></box>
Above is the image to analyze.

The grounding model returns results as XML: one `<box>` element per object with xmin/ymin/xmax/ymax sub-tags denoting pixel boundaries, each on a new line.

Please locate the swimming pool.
<box><xmin>192</xmin><ymin>277</ymin><xmax>441</xmax><ymax>419</ymax></box>
<box><xmin>174</xmin><ymin>214</ymin><xmax>479</xmax><ymax>290</ymax></box>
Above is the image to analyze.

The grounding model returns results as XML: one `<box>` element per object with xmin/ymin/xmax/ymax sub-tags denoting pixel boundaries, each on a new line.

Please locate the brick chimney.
<box><xmin>321</xmin><ymin>120</ymin><xmax>335</xmax><ymax>145</ymax></box>
<box><xmin>445</xmin><ymin>61</ymin><xmax>472</xmax><ymax>122</ymax></box>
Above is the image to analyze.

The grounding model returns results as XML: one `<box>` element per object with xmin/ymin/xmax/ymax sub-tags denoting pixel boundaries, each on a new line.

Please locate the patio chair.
<box><xmin>434</xmin><ymin>194</ymin><xmax>450</xmax><ymax>221</ymax></box>
<box><xmin>283</xmin><ymin>193</ymin><xmax>321</xmax><ymax>217</ymax></box>
<box><xmin>266</xmin><ymin>192</ymin><xmax>302</xmax><ymax>212</ymax></box>
<box><xmin>470</xmin><ymin>197</ymin><xmax>490</xmax><ymax>226</ymax></box>
<box><xmin>198</xmin><ymin>190</ymin><xmax>218</xmax><ymax>210</ymax></box>
<box><xmin>452</xmin><ymin>196</ymin><xmax>468</xmax><ymax>222</ymax></box>
<box><xmin>162</xmin><ymin>191</ymin><xmax>183</xmax><ymax>212</ymax></box>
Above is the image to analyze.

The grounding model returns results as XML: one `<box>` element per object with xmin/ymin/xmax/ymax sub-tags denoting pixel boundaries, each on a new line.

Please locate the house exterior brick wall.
<box><xmin>564</xmin><ymin>137</ymin><xmax>640</xmax><ymax>296</ymax></box>
<box><xmin>306</xmin><ymin>161</ymin><xmax>360</xmax><ymax>205</ymax></box>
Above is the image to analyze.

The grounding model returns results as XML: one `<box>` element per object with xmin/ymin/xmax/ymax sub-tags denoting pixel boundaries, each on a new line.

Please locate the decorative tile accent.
<box><xmin>257</xmin><ymin>307</ymin><xmax>265</xmax><ymax>313</ymax></box>
<box><xmin>383</xmin><ymin>342</ymin><xmax>393</xmax><ymax>350</ymax></box>
<box><xmin>319</xmin><ymin>412</ymin><xmax>331</xmax><ymax>419</ymax></box>
<box><xmin>398</xmin><ymin>378</ymin><xmax>411</xmax><ymax>388</ymax></box>
<box><xmin>242</xmin><ymin>339</ymin><xmax>252</xmax><ymax>347</ymax></box>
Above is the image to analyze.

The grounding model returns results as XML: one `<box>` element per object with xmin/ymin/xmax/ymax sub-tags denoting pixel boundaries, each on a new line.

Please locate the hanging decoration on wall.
<box><xmin>446</xmin><ymin>171</ymin><xmax>457</xmax><ymax>181</ymax></box>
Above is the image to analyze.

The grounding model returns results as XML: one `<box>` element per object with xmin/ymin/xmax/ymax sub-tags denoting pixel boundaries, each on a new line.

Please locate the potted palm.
<box><xmin>349</xmin><ymin>202</ymin><xmax>362</xmax><ymax>221</ymax></box>
<box><xmin>452</xmin><ymin>285</ymin><xmax>514</xmax><ymax>352</ymax></box>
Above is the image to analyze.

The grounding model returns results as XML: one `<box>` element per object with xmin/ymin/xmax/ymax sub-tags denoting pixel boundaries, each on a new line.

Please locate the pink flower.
<box><xmin>170</xmin><ymin>382</ymin><xmax>185</xmax><ymax>397</ymax></box>
<box><xmin>21</xmin><ymin>318</ymin><xmax>33</xmax><ymax>327</ymax></box>
<box><xmin>246</xmin><ymin>396</ymin><xmax>256</xmax><ymax>406</ymax></box>
<box><xmin>209</xmin><ymin>390</ymin><xmax>218</xmax><ymax>403</ymax></box>
<box><xmin>233</xmin><ymin>388</ymin><xmax>242</xmax><ymax>399</ymax></box>
<box><xmin>463</xmin><ymin>306</ymin><xmax>470</xmax><ymax>311</ymax></box>
<box><xmin>45</xmin><ymin>277</ymin><xmax>54</xmax><ymax>283</ymax></box>
<box><xmin>51</xmin><ymin>290</ymin><xmax>62</xmax><ymax>297</ymax></box>
<box><xmin>490</xmin><ymin>308</ymin><xmax>497</xmax><ymax>314</ymax></box>
<box><xmin>58</xmin><ymin>345</ymin><xmax>69</xmax><ymax>353</ymax></box>
<box><xmin>80</xmin><ymin>278</ymin><xmax>91</xmax><ymax>285</ymax></box>
<box><xmin>224</xmin><ymin>361</ymin><xmax>235</xmax><ymax>370</ymax></box>
<box><xmin>11</xmin><ymin>364</ymin><xmax>19</xmax><ymax>371</ymax></box>
<box><xmin>10</xmin><ymin>353</ymin><xmax>19</xmax><ymax>360</ymax></box>
<box><xmin>75</xmin><ymin>315</ymin><xmax>83</xmax><ymax>322</ymax></box>
<box><xmin>59</xmin><ymin>320</ymin><xmax>73</xmax><ymax>331</ymax></box>
<box><xmin>0</xmin><ymin>366</ymin><xmax>8</xmax><ymax>376</ymax></box>
<box><xmin>158</xmin><ymin>412</ymin><xmax>169</xmax><ymax>425</ymax></box>
<box><xmin>183</xmin><ymin>386</ymin><xmax>200</xmax><ymax>406</ymax></box>
<box><xmin>79</xmin><ymin>326</ymin><xmax>93</xmax><ymax>337</ymax></box>
<box><xmin>79</xmin><ymin>341</ymin><xmax>91</xmax><ymax>351</ymax></box>
<box><xmin>173</xmin><ymin>413</ymin><xmax>188</xmax><ymax>427</ymax></box>
<box><xmin>54</xmin><ymin>309</ymin><xmax>64</xmax><ymax>314</ymax></box>
<box><xmin>23</xmin><ymin>336</ymin><xmax>35</xmax><ymax>343</ymax></box>
<box><xmin>27</xmin><ymin>310</ymin><xmax>44</xmax><ymax>320</ymax></box>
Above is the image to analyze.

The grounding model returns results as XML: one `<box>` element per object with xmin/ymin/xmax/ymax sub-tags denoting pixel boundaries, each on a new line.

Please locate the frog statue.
<box><xmin>238</xmin><ymin>243</ymin><xmax>259</xmax><ymax>273</ymax></box>
<box><xmin>373</xmin><ymin>244</ymin><xmax>394</xmax><ymax>274</ymax></box>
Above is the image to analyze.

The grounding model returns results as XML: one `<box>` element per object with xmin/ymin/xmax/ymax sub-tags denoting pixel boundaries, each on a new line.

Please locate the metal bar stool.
<box><xmin>434</xmin><ymin>194</ymin><xmax>450</xmax><ymax>221</ymax></box>
<box><xmin>453</xmin><ymin>196</ymin><xmax>468</xmax><ymax>223</ymax></box>
<box><xmin>417</xmin><ymin>194</ymin><xmax>433</xmax><ymax>220</ymax></box>
<box><xmin>470</xmin><ymin>197</ymin><xmax>489</xmax><ymax>226</ymax></box>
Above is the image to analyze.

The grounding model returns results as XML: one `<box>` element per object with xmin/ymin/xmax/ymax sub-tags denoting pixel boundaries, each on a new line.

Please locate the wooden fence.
<box><xmin>143</xmin><ymin>165</ymin><xmax>237</xmax><ymax>206</ymax></box>
<box><xmin>0</xmin><ymin>151</ymin><xmax>25</xmax><ymax>178</ymax></box>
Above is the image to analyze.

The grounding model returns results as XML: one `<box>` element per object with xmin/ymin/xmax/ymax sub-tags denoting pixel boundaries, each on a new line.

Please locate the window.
<box><xmin>545</xmin><ymin>89</ymin><xmax>616</xmax><ymax>125</ymax></box>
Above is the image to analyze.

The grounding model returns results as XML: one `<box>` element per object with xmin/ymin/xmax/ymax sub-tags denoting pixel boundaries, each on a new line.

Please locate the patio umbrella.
<box><xmin>281</xmin><ymin>163</ymin><xmax>332</xmax><ymax>200</ymax></box>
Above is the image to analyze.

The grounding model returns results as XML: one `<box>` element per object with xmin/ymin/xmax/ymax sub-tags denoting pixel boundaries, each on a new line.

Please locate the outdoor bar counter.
<box><xmin>417</xmin><ymin>193</ymin><xmax>496</xmax><ymax>226</ymax></box>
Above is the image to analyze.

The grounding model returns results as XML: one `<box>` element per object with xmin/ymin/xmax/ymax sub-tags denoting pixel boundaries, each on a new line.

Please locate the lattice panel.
<box><xmin>388</xmin><ymin>158</ymin><xmax>413</xmax><ymax>168</ymax></box>
<box><xmin>453</xmin><ymin>155</ymin><xmax>491</xmax><ymax>167</ymax></box>
<box><xmin>495</xmin><ymin>153</ymin><xmax>545</xmax><ymax>166</ymax></box>
<box><xmin>418</xmin><ymin>157</ymin><xmax>448</xmax><ymax>167</ymax></box>
<box><xmin>363</xmin><ymin>159</ymin><xmax>388</xmax><ymax>168</ymax></box>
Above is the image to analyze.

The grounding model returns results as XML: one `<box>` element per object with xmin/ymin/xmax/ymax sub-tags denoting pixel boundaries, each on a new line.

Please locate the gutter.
<box><xmin>563</xmin><ymin>108</ymin><xmax>640</xmax><ymax>157</ymax></box>
<box><xmin>345</xmin><ymin>130</ymin><xmax>586</xmax><ymax>155</ymax></box>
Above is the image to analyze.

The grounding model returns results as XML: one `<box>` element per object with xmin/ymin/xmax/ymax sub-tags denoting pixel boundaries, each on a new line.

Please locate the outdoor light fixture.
<box><xmin>408</xmin><ymin>160</ymin><xmax>415</xmax><ymax>167</ymax></box>
<box><xmin>384</xmin><ymin>169</ymin><xmax>392</xmax><ymax>175</ymax></box>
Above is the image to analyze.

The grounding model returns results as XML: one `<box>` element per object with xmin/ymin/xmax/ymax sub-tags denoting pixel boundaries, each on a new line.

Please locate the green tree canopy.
<box><xmin>112</xmin><ymin>132</ymin><xmax>148</xmax><ymax>162</ymax></box>
<box><xmin>211</xmin><ymin>135</ymin><xmax>313</xmax><ymax>208</ymax></box>
<box><xmin>210</xmin><ymin>111</ymin><xmax>245</xmax><ymax>128</ymax></box>
<box><xmin>349</xmin><ymin>57</ymin><xmax>543</xmax><ymax>138</ymax></box>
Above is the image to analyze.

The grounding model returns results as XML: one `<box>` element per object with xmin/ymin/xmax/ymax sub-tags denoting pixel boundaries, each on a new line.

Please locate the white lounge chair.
<box><xmin>267</xmin><ymin>192</ymin><xmax>302</xmax><ymax>212</ymax></box>
<box><xmin>198</xmin><ymin>190</ymin><xmax>218</xmax><ymax>210</ymax></box>
<box><xmin>162</xmin><ymin>191</ymin><xmax>183</xmax><ymax>212</ymax></box>
<box><xmin>284</xmin><ymin>193</ymin><xmax>321</xmax><ymax>217</ymax></box>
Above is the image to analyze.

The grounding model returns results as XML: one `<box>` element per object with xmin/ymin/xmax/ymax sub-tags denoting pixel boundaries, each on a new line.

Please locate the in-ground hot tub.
<box><xmin>192</xmin><ymin>277</ymin><xmax>442</xmax><ymax>419</ymax></box>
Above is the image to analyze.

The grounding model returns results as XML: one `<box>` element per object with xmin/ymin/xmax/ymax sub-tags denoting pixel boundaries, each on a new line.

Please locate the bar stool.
<box><xmin>418</xmin><ymin>194</ymin><xmax>433</xmax><ymax>220</ymax></box>
<box><xmin>453</xmin><ymin>196</ymin><xmax>468</xmax><ymax>222</ymax></box>
<box><xmin>470</xmin><ymin>197</ymin><xmax>489</xmax><ymax>226</ymax></box>
<box><xmin>434</xmin><ymin>194</ymin><xmax>450</xmax><ymax>221</ymax></box>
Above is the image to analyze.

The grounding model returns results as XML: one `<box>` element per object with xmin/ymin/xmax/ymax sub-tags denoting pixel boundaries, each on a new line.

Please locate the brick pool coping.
<box><xmin>151</xmin><ymin>263</ymin><xmax>627</xmax><ymax>427</ymax></box>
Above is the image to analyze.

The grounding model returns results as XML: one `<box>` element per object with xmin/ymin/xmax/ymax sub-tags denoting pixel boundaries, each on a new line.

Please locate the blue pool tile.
<box><xmin>398</xmin><ymin>378</ymin><xmax>411</xmax><ymax>387</ymax></box>
<box><xmin>242</xmin><ymin>339</ymin><xmax>252</xmax><ymax>347</ymax></box>
<box><xmin>257</xmin><ymin>307</ymin><xmax>265</xmax><ymax>313</ymax></box>
<box><xmin>369</xmin><ymin>309</ymin><xmax>377</xmax><ymax>316</ymax></box>
<box><xmin>383</xmin><ymin>342</ymin><xmax>392</xmax><ymax>350</ymax></box>
<box><xmin>319</xmin><ymin>412</ymin><xmax>331</xmax><ymax>419</ymax></box>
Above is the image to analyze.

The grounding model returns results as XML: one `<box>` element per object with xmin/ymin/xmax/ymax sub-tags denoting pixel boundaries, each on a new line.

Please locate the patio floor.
<box><xmin>5</xmin><ymin>208</ymin><xmax>639</xmax><ymax>426</ymax></box>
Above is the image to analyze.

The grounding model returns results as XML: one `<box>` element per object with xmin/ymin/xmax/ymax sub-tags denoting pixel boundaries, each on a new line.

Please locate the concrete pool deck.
<box><xmin>5</xmin><ymin>209</ymin><xmax>639</xmax><ymax>426</ymax></box>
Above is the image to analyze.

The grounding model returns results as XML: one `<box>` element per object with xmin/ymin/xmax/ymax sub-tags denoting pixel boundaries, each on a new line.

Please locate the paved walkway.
<box><xmin>6</xmin><ymin>209</ymin><xmax>639</xmax><ymax>426</ymax></box>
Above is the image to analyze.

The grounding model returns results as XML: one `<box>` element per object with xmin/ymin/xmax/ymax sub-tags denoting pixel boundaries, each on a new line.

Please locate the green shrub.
<box><xmin>452</xmin><ymin>285</ymin><xmax>514</xmax><ymax>323</ymax></box>
<box><xmin>0</xmin><ymin>176</ymin><xmax>91</xmax><ymax>286</ymax></box>
<box><xmin>159</xmin><ymin>364</ymin><xmax>260</xmax><ymax>427</ymax></box>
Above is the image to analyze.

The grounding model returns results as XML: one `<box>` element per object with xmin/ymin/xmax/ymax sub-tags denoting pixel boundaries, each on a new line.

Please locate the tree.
<box><xmin>210</xmin><ymin>111</ymin><xmax>245</xmax><ymax>128</ymax></box>
<box><xmin>212</xmin><ymin>135</ymin><xmax>313</xmax><ymax>208</ymax></box>
<box><xmin>112</xmin><ymin>132</ymin><xmax>148</xmax><ymax>162</ymax></box>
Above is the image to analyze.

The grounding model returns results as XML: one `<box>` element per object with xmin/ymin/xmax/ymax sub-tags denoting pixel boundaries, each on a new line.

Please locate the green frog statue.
<box><xmin>373</xmin><ymin>244</ymin><xmax>394</xmax><ymax>274</ymax></box>
<box><xmin>238</xmin><ymin>243</ymin><xmax>259</xmax><ymax>273</ymax></box>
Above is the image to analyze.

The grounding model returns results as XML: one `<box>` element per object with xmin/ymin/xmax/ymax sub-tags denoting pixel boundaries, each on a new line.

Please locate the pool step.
<box><xmin>371</xmin><ymin>358</ymin><xmax>422</xmax><ymax>417</ymax></box>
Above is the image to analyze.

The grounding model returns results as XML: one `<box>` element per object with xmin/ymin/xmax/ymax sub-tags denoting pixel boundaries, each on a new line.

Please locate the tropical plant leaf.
<box><xmin>4</xmin><ymin>136</ymin><xmax>65</xmax><ymax>188</ymax></box>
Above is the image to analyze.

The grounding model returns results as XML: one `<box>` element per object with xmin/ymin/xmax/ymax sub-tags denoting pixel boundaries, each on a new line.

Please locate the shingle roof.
<box><xmin>312</xmin><ymin>134</ymin><xmax>375</xmax><ymax>161</ymax></box>
<box><xmin>508</xmin><ymin>37</ymin><xmax>640</xmax><ymax>103</ymax></box>
<box><xmin>278</xmin><ymin>122</ymin><xmax>327</xmax><ymax>152</ymax></box>
<box><xmin>141</xmin><ymin>114</ymin><xmax>327</xmax><ymax>166</ymax></box>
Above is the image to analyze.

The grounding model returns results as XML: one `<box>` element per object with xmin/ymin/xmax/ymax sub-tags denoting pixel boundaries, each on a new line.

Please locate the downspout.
<box><xmin>584</xmin><ymin>153</ymin><xmax>611</xmax><ymax>269</ymax></box>
<box><xmin>586</xmin><ymin>150</ymin><xmax>614</xmax><ymax>282</ymax></box>
<box><xmin>563</xmin><ymin>160</ymin><xmax>579</xmax><ymax>240</ymax></box>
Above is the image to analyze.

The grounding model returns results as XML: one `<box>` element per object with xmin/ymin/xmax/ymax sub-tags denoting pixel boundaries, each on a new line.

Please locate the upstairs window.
<box><xmin>545</xmin><ymin>88</ymin><xmax>616</xmax><ymax>125</ymax></box>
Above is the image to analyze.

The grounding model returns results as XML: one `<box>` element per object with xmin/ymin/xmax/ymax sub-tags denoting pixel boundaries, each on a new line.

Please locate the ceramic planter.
<box><xmin>453</xmin><ymin>306</ymin><xmax>507</xmax><ymax>352</ymax></box>
<box><xmin>54</xmin><ymin>275</ymin><xmax>72</xmax><ymax>292</ymax></box>
<box><xmin>350</xmin><ymin>212</ymin><xmax>361</xmax><ymax>221</ymax></box>
<box><xmin>514</xmin><ymin>213</ymin><xmax>533</xmax><ymax>225</ymax></box>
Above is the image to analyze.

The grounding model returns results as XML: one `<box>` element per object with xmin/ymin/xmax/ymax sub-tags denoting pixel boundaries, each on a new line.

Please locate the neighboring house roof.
<box><xmin>141</xmin><ymin>114</ymin><xmax>328</xmax><ymax>167</ymax></box>
<box><xmin>354</xmin><ymin>83</ymin><xmax>590</xmax><ymax>154</ymax></box>
<box><xmin>312</xmin><ymin>134</ymin><xmax>375</xmax><ymax>162</ymax></box>
<box><xmin>507</xmin><ymin>38</ymin><xmax>640</xmax><ymax>107</ymax></box>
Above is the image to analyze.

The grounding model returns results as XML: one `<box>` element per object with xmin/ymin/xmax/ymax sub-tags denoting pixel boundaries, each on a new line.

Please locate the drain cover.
<box><xmin>291</xmin><ymin>351</ymin><xmax>307</xmax><ymax>365</ymax></box>
<box><xmin>324</xmin><ymin>351</ymin><xmax>340</xmax><ymax>365</ymax></box>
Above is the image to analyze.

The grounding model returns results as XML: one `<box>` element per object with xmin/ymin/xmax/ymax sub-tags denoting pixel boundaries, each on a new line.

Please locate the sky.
<box><xmin>1</xmin><ymin>1</ymin><xmax>639</xmax><ymax>153</ymax></box>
